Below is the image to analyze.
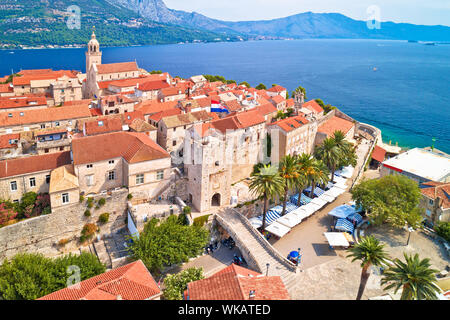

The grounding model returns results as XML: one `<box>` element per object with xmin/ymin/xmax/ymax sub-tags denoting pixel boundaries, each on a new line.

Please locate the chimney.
<box><xmin>249</xmin><ymin>290</ymin><xmax>256</xmax><ymax>300</ymax></box>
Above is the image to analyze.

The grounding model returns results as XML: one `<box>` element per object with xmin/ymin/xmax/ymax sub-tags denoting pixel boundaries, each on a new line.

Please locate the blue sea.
<box><xmin>1</xmin><ymin>39</ymin><xmax>449</xmax><ymax>153</ymax></box>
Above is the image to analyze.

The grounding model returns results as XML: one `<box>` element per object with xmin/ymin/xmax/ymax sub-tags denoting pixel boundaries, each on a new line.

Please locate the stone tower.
<box><xmin>294</xmin><ymin>90</ymin><xmax>305</xmax><ymax>106</ymax></box>
<box><xmin>85</xmin><ymin>29</ymin><xmax>102</xmax><ymax>74</ymax></box>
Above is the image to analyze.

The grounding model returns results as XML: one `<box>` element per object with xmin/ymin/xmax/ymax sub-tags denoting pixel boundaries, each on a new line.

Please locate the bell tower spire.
<box><xmin>86</xmin><ymin>26</ymin><xmax>102</xmax><ymax>73</ymax></box>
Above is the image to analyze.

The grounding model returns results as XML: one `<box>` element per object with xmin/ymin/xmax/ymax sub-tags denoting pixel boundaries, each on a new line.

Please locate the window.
<box><xmin>59</xmin><ymin>147</ymin><xmax>64</xmax><ymax>151</ymax></box>
<box><xmin>44</xmin><ymin>149</ymin><xmax>49</xmax><ymax>153</ymax></box>
<box><xmin>108</xmin><ymin>170</ymin><xmax>115</xmax><ymax>181</ymax></box>
<box><xmin>46</xmin><ymin>175</ymin><xmax>51</xmax><ymax>184</ymax></box>
<box><xmin>426</xmin><ymin>209</ymin><xmax>431</xmax><ymax>217</ymax></box>
<box><xmin>87</xmin><ymin>164</ymin><xmax>93</xmax><ymax>169</ymax></box>
<box><xmin>136</xmin><ymin>174</ymin><xmax>144</xmax><ymax>185</ymax></box>
<box><xmin>156</xmin><ymin>170</ymin><xmax>164</xmax><ymax>180</ymax></box>
<box><xmin>29</xmin><ymin>177</ymin><xmax>36</xmax><ymax>188</ymax></box>
<box><xmin>13</xmin><ymin>199</ymin><xmax>19</xmax><ymax>203</ymax></box>
<box><xmin>10</xmin><ymin>181</ymin><xmax>17</xmax><ymax>191</ymax></box>
<box><xmin>429</xmin><ymin>199</ymin><xmax>434</xmax><ymax>205</ymax></box>
<box><xmin>62</xmin><ymin>193</ymin><xmax>69</xmax><ymax>204</ymax></box>
<box><xmin>40</xmin><ymin>124</ymin><xmax>45</xmax><ymax>129</ymax></box>
<box><xmin>55</xmin><ymin>121</ymin><xmax>60</xmax><ymax>127</ymax></box>
<box><xmin>86</xmin><ymin>175</ymin><xmax>94</xmax><ymax>186</ymax></box>
<box><xmin>109</xmin><ymin>160</ymin><xmax>115</xmax><ymax>164</ymax></box>
<box><xmin>173</xmin><ymin>140</ymin><xmax>177</xmax><ymax>147</ymax></box>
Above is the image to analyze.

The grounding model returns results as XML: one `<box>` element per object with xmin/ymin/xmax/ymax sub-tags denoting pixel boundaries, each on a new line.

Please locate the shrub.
<box><xmin>163</xmin><ymin>268</ymin><xmax>204</xmax><ymax>300</ymax></box>
<box><xmin>127</xmin><ymin>194</ymin><xmax>133</xmax><ymax>200</ymax></box>
<box><xmin>183</xmin><ymin>206</ymin><xmax>191</xmax><ymax>215</ymax></box>
<box><xmin>79</xmin><ymin>195</ymin><xmax>85</xmax><ymax>203</ymax></box>
<box><xmin>98</xmin><ymin>198</ymin><xmax>106</xmax><ymax>206</ymax></box>
<box><xmin>0</xmin><ymin>202</ymin><xmax>18</xmax><ymax>226</ymax></box>
<box><xmin>81</xmin><ymin>223</ymin><xmax>98</xmax><ymax>240</ymax></box>
<box><xmin>87</xmin><ymin>202</ymin><xmax>93</xmax><ymax>209</ymax></box>
<box><xmin>98</xmin><ymin>213</ymin><xmax>109</xmax><ymax>224</ymax></box>
<box><xmin>87</xmin><ymin>197</ymin><xmax>94</xmax><ymax>208</ymax></box>
<box><xmin>95</xmin><ymin>205</ymin><xmax>100</xmax><ymax>210</ymax></box>
<box><xmin>177</xmin><ymin>213</ymin><xmax>188</xmax><ymax>226</ymax></box>
<box><xmin>84</xmin><ymin>210</ymin><xmax>91</xmax><ymax>217</ymax></box>
<box><xmin>434</xmin><ymin>222</ymin><xmax>450</xmax><ymax>242</ymax></box>
<box><xmin>2</xmin><ymin>219</ymin><xmax>18</xmax><ymax>227</ymax></box>
<box><xmin>193</xmin><ymin>215</ymin><xmax>211</xmax><ymax>227</ymax></box>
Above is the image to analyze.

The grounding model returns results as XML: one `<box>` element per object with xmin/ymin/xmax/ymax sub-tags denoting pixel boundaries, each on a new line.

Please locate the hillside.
<box><xmin>0</xmin><ymin>0</ymin><xmax>242</xmax><ymax>49</ymax></box>
<box><xmin>110</xmin><ymin>0</ymin><xmax>450</xmax><ymax>41</ymax></box>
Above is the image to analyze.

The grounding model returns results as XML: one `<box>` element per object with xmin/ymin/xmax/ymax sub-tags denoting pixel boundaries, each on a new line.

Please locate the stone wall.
<box><xmin>0</xmin><ymin>189</ymin><xmax>128</xmax><ymax>262</ymax></box>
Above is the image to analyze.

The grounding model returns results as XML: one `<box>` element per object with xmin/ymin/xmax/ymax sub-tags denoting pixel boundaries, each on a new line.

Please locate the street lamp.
<box><xmin>266</xmin><ymin>263</ymin><xmax>270</xmax><ymax>276</ymax></box>
<box><xmin>406</xmin><ymin>226</ymin><xmax>415</xmax><ymax>246</ymax></box>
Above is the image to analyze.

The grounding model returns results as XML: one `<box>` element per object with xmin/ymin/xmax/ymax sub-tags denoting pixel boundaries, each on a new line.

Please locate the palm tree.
<box><xmin>278</xmin><ymin>155</ymin><xmax>299</xmax><ymax>216</ymax></box>
<box><xmin>333</xmin><ymin>130</ymin><xmax>357</xmax><ymax>169</ymax></box>
<box><xmin>314</xmin><ymin>137</ymin><xmax>342</xmax><ymax>183</ymax></box>
<box><xmin>347</xmin><ymin>235</ymin><xmax>390</xmax><ymax>300</ymax></box>
<box><xmin>381</xmin><ymin>253</ymin><xmax>441</xmax><ymax>300</ymax></box>
<box><xmin>308</xmin><ymin>159</ymin><xmax>329</xmax><ymax>198</ymax></box>
<box><xmin>294</xmin><ymin>153</ymin><xmax>314</xmax><ymax>206</ymax></box>
<box><xmin>249</xmin><ymin>164</ymin><xmax>284</xmax><ymax>231</ymax></box>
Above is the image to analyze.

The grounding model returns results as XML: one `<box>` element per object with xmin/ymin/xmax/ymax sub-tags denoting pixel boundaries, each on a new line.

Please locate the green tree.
<box><xmin>314</xmin><ymin>137</ymin><xmax>342</xmax><ymax>183</ymax></box>
<box><xmin>255</xmin><ymin>83</ymin><xmax>267</xmax><ymax>90</ymax></box>
<box><xmin>163</xmin><ymin>267</ymin><xmax>204</xmax><ymax>300</ymax></box>
<box><xmin>278</xmin><ymin>155</ymin><xmax>300</xmax><ymax>216</ymax></box>
<box><xmin>332</xmin><ymin>130</ymin><xmax>357</xmax><ymax>168</ymax></box>
<box><xmin>347</xmin><ymin>236</ymin><xmax>390</xmax><ymax>300</ymax></box>
<box><xmin>307</xmin><ymin>159</ymin><xmax>330</xmax><ymax>198</ymax></box>
<box><xmin>351</xmin><ymin>175</ymin><xmax>423</xmax><ymax>229</ymax></box>
<box><xmin>434</xmin><ymin>222</ymin><xmax>450</xmax><ymax>242</ymax></box>
<box><xmin>381</xmin><ymin>253</ymin><xmax>441</xmax><ymax>300</ymax></box>
<box><xmin>249</xmin><ymin>164</ymin><xmax>284</xmax><ymax>230</ymax></box>
<box><xmin>127</xmin><ymin>215</ymin><xmax>209</xmax><ymax>274</ymax></box>
<box><xmin>239</xmin><ymin>81</ymin><xmax>251</xmax><ymax>88</ymax></box>
<box><xmin>0</xmin><ymin>252</ymin><xmax>105</xmax><ymax>300</ymax></box>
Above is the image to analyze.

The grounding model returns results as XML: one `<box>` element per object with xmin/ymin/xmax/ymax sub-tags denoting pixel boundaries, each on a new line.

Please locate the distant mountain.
<box><xmin>109</xmin><ymin>0</ymin><xmax>450</xmax><ymax>41</ymax></box>
<box><xmin>0</xmin><ymin>0</ymin><xmax>242</xmax><ymax>49</ymax></box>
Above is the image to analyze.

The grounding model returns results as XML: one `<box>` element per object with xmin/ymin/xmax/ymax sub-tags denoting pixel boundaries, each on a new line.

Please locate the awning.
<box><xmin>333</xmin><ymin>182</ymin><xmax>348</xmax><ymax>190</ymax></box>
<box><xmin>328</xmin><ymin>204</ymin><xmax>356</xmax><ymax>219</ymax></box>
<box><xmin>276</xmin><ymin>212</ymin><xmax>302</xmax><ymax>228</ymax></box>
<box><xmin>332</xmin><ymin>176</ymin><xmax>348</xmax><ymax>185</ymax></box>
<box><xmin>304</xmin><ymin>186</ymin><xmax>326</xmax><ymax>197</ymax></box>
<box><xmin>347</xmin><ymin>213</ymin><xmax>363</xmax><ymax>224</ymax></box>
<box><xmin>291</xmin><ymin>207</ymin><xmax>309</xmax><ymax>220</ymax></box>
<box><xmin>302</xmin><ymin>202</ymin><xmax>321</xmax><ymax>217</ymax></box>
<box><xmin>311</xmin><ymin>197</ymin><xmax>327</xmax><ymax>209</ymax></box>
<box><xmin>335</xmin><ymin>218</ymin><xmax>355</xmax><ymax>233</ymax></box>
<box><xmin>335</xmin><ymin>166</ymin><xmax>354</xmax><ymax>179</ymax></box>
<box><xmin>372</xmin><ymin>145</ymin><xmax>387</xmax><ymax>163</ymax></box>
<box><xmin>324</xmin><ymin>187</ymin><xmax>345</xmax><ymax>198</ymax></box>
<box><xmin>290</xmin><ymin>193</ymin><xmax>312</xmax><ymax>206</ymax></box>
<box><xmin>324</xmin><ymin>232</ymin><xmax>350</xmax><ymax>247</ymax></box>
<box><xmin>265</xmin><ymin>221</ymin><xmax>291</xmax><ymax>238</ymax></box>
<box><xmin>265</xmin><ymin>209</ymin><xmax>282</xmax><ymax>225</ymax></box>
<box><xmin>249</xmin><ymin>216</ymin><xmax>263</xmax><ymax>229</ymax></box>
<box><xmin>319</xmin><ymin>193</ymin><xmax>336</xmax><ymax>203</ymax></box>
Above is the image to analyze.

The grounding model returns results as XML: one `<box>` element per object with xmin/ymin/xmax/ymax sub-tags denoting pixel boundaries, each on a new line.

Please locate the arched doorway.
<box><xmin>211</xmin><ymin>193</ymin><xmax>221</xmax><ymax>207</ymax></box>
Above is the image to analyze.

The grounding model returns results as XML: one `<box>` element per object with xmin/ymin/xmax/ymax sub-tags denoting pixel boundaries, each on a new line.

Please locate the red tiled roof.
<box><xmin>137</xmin><ymin>80</ymin><xmax>170</xmax><ymax>92</ymax></box>
<box><xmin>186</xmin><ymin>264</ymin><xmax>289</xmax><ymax>300</ymax></box>
<box><xmin>0</xmin><ymin>105</ymin><xmax>91</xmax><ymax>127</ymax></box>
<box><xmin>224</xmin><ymin>99</ymin><xmax>242</xmax><ymax>112</ymax></box>
<box><xmin>271</xmin><ymin>95</ymin><xmax>285</xmax><ymax>104</ymax></box>
<box><xmin>160</xmin><ymin>87</ymin><xmax>183</xmax><ymax>97</ymax></box>
<box><xmin>90</xmin><ymin>108</ymin><xmax>103</xmax><ymax>117</ymax></box>
<box><xmin>0</xmin><ymin>83</ymin><xmax>13</xmax><ymax>94</ymax></box>
<box><xmin>421</xmin><ymin>182</ymin><xmax>450</xmax><ymax>209</ymax></box>
<box><xmin>0</xmin><ymin>133</ymin><xmax>20</xmax><ymax>149</ymax></box>
<box><xmin>267</xmin><ymin>85</ymin><xmax>287</xmax><ymax>93</ymax></box>
<box><xmin>0</xmin><ymin>151</ymin><xmax>71</xmax><ymax>178</ymax></box>
<box><xmin>135</xmin><ymin>100</ymin><xmax>178</xmax><ymax>116</ymax></box>
<box><xmin>318</xmin><ymin>116</ymin><xmax>354</xmax><ymax>137</ymax></box>
<box><xmin>148</xmin><ymin>108</ymin><xmax>182</xmax><ymax>122</ymax></box>
<box><xmin>12</xmin><ymin>70</ymin><xmax>78</xmax><ymax>86</ymax></box>
<box><xmin>269</xmin><ymin>115</ymin><xmax>309</xmax><ymax>132</ymax></box>
<box><xmin>96</xmin><ymin>62</ymin><xmax>139</xmax><ymax>75</ymax></box>
<box><xmin>286</xmin><ymin>98</ymin><xmax>295</xmax><ymax>108</ymax></box>
<box><xmin>256</xmin><ymin>103</ymin><xmax>278</xmax><ymax>117</ymax></box>
<box><xmin>371</xmin><ymin>145</ymin><xmax>387</xmax><ymax>162</ymax></box>
<box><xmin>18</xmin><ymin>69</ymin><xmax>53</xmax><ymax>75</ymax></box>
<box><xmin>39</xmin><ymin>260</ymin><xmax>161</xmax><ymax>300</ymax></box>
<box><xmin>0</xmin><ymin>95</ymin><xmax>47</xmax><ymax>109</ymax></box>
<box><xmin>63</xmin><ymin>99</ymin><xmax>92</xmax><ymax>107</ymax></box>
<box><xmin>72</xmin><ymin>131</ymin><xmax>170</xmax><ymax>165</ymax></box>
<box><xmin>302</xmin><ymin>100</ymin><xmax>324</xmax><ymax>114</ymax></box>
<box><xmin>98</xmin><ymin>77</ymin><xmax>143</xmax><ymax>90</ymax></box>
<box><xmin>84</xmin><ymin>117</ymin><xmax>123</xmax><ymax>136</ymax></box>
<box><xmin>234</xmin><ymin>109</ymin><xmax>266</xmax><ymax>128</ymax></box>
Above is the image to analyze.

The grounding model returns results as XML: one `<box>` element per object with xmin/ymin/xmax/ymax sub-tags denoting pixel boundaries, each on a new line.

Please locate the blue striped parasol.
<box><xmin>335</xmin><ymin>218</ymin><xmax>355</xmax><ymax>233</ymax></box>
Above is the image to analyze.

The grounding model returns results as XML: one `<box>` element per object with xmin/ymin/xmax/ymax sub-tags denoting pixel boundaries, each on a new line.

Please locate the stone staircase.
<box><xmin>216</xmin><ymin>210</ymin><xmax>299</xmax><ymax>296</ymax></box>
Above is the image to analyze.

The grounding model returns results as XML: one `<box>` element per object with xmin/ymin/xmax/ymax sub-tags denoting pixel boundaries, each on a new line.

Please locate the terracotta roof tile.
<box><xmin>0</xmin><ymin>95</ymin><xmax>47</xmax><ymax>110</ymax></box>
<box><xmin>0</xmin><ymin>151</ymin><xmax>71</xmax><ymax>178</ymax></box>
<box><xmin>96</xmin><ymin>62</ymin><xmax>139</xmax><ymax>75</ymax></box>
<box><xmin>269</xmin><ymin>115</ymin><xmax>309</xmax><ymax>132</ymax></box>
<box><xmin>0</xmin><ymin>133</ymin><xmax>20</xmax><ymax>149</ymax></box>
<box><xmin>318</xmin><ymin>116</ymin><xmax>354</xmax><ymax>137</ymax></box>
<box><xmin>421</xmin><ymin>183</ymin><xmax>450</xmax><ymax>209</ymax></box>
<box><xmin>84</xmin><ymin>117</ymin><xmax>123</xmax><ymax>136</ymax></box>
<box><xmin>302</xmin><ymin>100</ymin><xmax>324</xmax><ymax>114</ymax></box>
<box><xmin>39</xmin><ymin>260</ymin><xmax>161</xmax><ymax>300</ymax></box>
<box><xmin>371</xmin><ymin>145</ymin><xmax>387</xmax><ymax>162</ymax></box>
<box><xmin>267</xmin><ymin>85</ymin><xmax>287</xmax><ymax>93</ymax></box>
<box><xmin>137</xmin><ymin>80</ymin><xmax>170</xmax><ymax>92</ymax></box>
<box><xmin>12</xmin><ymin>70</ymin><xmax>78</xmax><ymax>86</ymax></box>
<box><xmin>186</xmin><ymin>264</ymin><xmax>289</xmax><ymax>300</ymax></box>
<box><xmin>72</xmin><ymin>131</ymin><xmax>169</xmax><ymax>165</ymax></box>
<box><xmin>135</xmin><ymin>100</ymin><xmax>178</xmax><ymax>116</ymax></box>
<box><xmin>148</xmin><ymin>108</ymin><xmax>182</xmax><ymax>122</ymax></box>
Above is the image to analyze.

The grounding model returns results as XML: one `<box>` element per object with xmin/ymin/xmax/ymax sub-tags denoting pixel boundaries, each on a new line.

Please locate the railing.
<box><xmin>223</xmin><ymin>209</ymin><xmax>298</xmax><ymax>273</ymax></box>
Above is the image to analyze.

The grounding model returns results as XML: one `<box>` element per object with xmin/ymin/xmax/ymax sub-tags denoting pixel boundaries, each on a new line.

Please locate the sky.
<box><xmin>164</xmin><ymin>0</ymin><xmax>450</xmax><ymax>27</ymax></box>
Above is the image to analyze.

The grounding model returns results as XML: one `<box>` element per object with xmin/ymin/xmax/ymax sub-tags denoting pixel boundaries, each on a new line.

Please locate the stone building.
<box><xmin>0</xmin><ymin>94</ymin><xmax>48</xmax><ymax>113</ymax></box>
<box><xmin>0</xmin><ymin>151</ymin><xmax>72</xmax><ymax>203</ymax></box>
<box><xmin>268</xmin><ymin>114</ymin><xmax>318</xmax><ymax>164</ymax></box>
<box><xmin>419</xmin><ymin>182</ymin><xmax>450</xmax><ymax>225</ymax></box>
<box><xmin>35</xmin><ymin>128</ymin><xmax>71</xmax><ymax>155</ymax></box>
<box><xmin>99</xmin><ymin>94</ymin><xmax>136</xmax><ymax>115</ymax></box>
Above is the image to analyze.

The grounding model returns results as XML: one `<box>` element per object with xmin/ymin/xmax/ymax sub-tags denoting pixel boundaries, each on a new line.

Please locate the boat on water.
<box><xmin>407</xmin><ymin>40</ymin><xmax>418</xmax><ymax>43</ymax></box>
<box><xmin>424</xmin><ymin>42</ymin><xmax>436</xmax><ymax>46</ymax></box>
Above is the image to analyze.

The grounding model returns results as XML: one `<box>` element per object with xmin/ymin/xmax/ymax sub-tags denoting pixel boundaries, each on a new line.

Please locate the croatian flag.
<box><xmin>211</xmin><ymin>100</ymin><xmax>229</xmax><ymax>113</ymax></box>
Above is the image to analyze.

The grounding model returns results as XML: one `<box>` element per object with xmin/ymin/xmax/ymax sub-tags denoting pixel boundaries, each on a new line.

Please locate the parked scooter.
<box><xmin>233</xmin><ymin>254</ymin><xmax>243</xmax><ymax>266</ymax></box>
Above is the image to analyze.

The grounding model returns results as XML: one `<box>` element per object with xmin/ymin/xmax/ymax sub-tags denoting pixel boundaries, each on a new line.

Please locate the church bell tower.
<box><xmin>85</xmin><ymin>28</ymin><xmax>102</xmax><ymax>74</ymax></box>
